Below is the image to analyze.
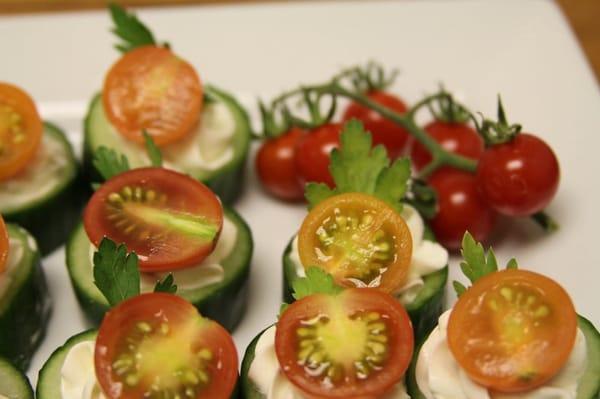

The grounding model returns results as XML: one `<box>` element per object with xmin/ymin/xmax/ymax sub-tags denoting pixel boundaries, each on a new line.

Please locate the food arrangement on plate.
<box><xmin>0</xmin><ymin>3</ymin><xmax>597</xmax><ymax>399</ymax></box>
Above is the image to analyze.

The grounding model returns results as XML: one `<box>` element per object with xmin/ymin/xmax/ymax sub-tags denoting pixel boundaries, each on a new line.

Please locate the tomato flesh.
<box><xmin>294</xmin><ymin>123</ymin><xmax>342</xmax><ymax>188</ymax></box>
<box><xmin>84</xmin><ymin>168</ymin><xmax>223</xmax><ymax>272</ymax></box>
<box><xmin>95</xmin><ymin>293</ymin><xmax>238</xmax><ymax>399</ymax></box>
<box><xmin>298</xmin><ymin>193</ymin><xmax>412</xmax><ymax>293</ymax></box>
<box><xmin>103</xmin><ymin>46</ymin><xmax>203</xmax><ymax>146</ymax></box>
<box><xmin>0</xmin><ymin>82</ymin><xmax>43</xmax><ymax>181</ymax></box>
<box><xmin>448</xmin><ymin>269</ymin><xmax>577</xmax><ymax>392</ymax></box>
<box><xmin>0</xmin><ymin>216</ymin><xmax>8</xmax><ymax>273</ymax></box>
<box><xmin>276</xmin><ymin>288</ymin><xmax>413</xmax><ymax>398</ymax></box>
<box><xmin>342</xmin><ymin>91</ymin><xmax>411</xmax><ymax>159</ymax></box>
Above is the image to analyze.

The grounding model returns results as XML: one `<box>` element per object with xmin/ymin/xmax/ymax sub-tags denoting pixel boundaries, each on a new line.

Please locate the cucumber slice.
<box><xmin>0</xmin><ymin>356</ymin><xmax>33</xmax><ymax>399</ymax></box>
<box><xmin>0</xmin><ymin>123</ymin><xmax>83</xmax><ymax>255</ymax></box>
<box><xmin>83</xmin><ymin>85</ymin><xmax>251</xmax><ymax>204</ymax></box>
<box><xmin>66</xmin><ymin>208</ymin><xmax>253</xmax><ymax>331</ymax></box>
<box><xmin>240</xmin><ymin>327</ymin><xmax>269</xmax><ymax>399</ymax></box>
<box><xmin>0</xmin><ymin>224</ymin><xmax>51</xmax><ymax>371</ymax></box>
<box><xmin>282</xmin><ymin>231</ymin><xmax>448</xmax><ymax>339</ymax></box>
<box><xmin>406</xmin><ymin>315</ymin><xmax>600</xmax><ymax>399</ymax></box>
<box><xmin>36</xmin><ymin>330</ymin><xmax>97</xmax><ymax>399</ymax></box>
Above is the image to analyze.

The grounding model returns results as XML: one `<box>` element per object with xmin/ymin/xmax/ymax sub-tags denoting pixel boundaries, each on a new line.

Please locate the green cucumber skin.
<box><xmin>282</xmin><ymin>237</ymin><xmax>448</xmax><ymax>340</ymax></box>
<box><xmin>0</xmin><ymin>225</ymin><xmax>52</xmax><ymax>372</ymax></box>
<box><xmin>66</xmin><ymin>208</ymin><xmax>253</xmax><ymax>331</ymax></box>
<box><xmin>0</xmin><ymin>356</ymin><xmax>34</xmax><ymax>399</ymax></box>
<box><xmin>83</xmin><ymin>85</ymin><xmax>251</xmax><ymax>205</ymax></box>
<box><xmin>240</xmin><ymin>328</ymin><xmax>269</xmax><ymax>399</ymax></box>
<box><xmin>406</xmin><ymin>315</ymin><xmax>600</xmax><ymax>399</ymax></box>
<box><xmin>3</xmin><ymin>123</ymin><xmax>85</xmax><ymax>255</ymax></box>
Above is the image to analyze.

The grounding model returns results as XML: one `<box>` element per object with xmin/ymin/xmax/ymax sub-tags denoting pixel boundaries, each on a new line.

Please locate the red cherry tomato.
<box><xmin>95</xmin><ymin>293</ymin><xmax>238</xmax><ymax>399</ymax></box>
<box><xmin>342</xmin><ymin>90</ymin><xmax>410</xmax><ymax>159</ymax></box>
<box><xmin>476</xmin><ymin>133</ymin><xmax>559</xmax><ymax>217</ymax></box>
<box><xmin>410</xmin><ymin>120</ymin><xmax>484</xmax><ymax>171</ymax></box>
<box><xmin>429</xmin><ymin>169</ymin><xmax>496</xmax><ymax>250</ymax></box>
<box><xmin>294</xmin><ymin>123</ymin><xmax>342</xmax><ymax>188</ymax></box>
<box><xmin>256</xmin><ymin>128</ymin><xmax>305</xmax><ymax>201</ymax></box>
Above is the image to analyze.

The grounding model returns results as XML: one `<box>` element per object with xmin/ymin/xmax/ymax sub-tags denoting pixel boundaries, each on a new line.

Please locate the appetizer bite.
<box><xmin>241</xmin><ymin>267</ymin><xmax>414</xmax><ymax>398</ymax></box>
<box><xmin>0</xmin><ymin>356</ymin><xmax>34</xmax><ymax>399</ymax></box>
<box><xmin>39</xmin><ymin>243</ymin><xmax>239</xmax><ymax>399</ymax></box>
<box><xmin>0</xmin><ymin>216</ymin><xmax>51</xmax><ymax>371</ymax></box>
<box><xmin>67</xmin><ymin>156</ymin><xmax>252</xmax><ymax>330</ymax></box>
<box><xmin>0</xmin><ymin>82</ymin><xmax>81</xmax><ymax>254</ymax></box>
<box><xmin>408</xmin><ymin>233</ymin><xmax>600</xmax><ymax>399</ymax></box>
<box><xmin>283</xmin><ymin>121</ymin><xmax>448</xmax><ymax>336</ymax></box>
<box><xmin>84</xmin><ymin>5</ymin><xmax>251</xmax><ymax>204</ymax></box>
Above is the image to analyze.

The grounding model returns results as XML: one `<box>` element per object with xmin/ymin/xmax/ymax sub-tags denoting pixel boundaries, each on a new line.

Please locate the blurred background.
<box><xmin>0</xmin><ymin>0</ymin><xmax>598</xmax><ymax>81</ymax></box>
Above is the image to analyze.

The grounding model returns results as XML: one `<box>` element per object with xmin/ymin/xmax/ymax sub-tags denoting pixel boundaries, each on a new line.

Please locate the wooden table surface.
<box><xmin>1</xmin><ymin>0</ymin><xmax>599</xmax><ymax>81</ymax></box>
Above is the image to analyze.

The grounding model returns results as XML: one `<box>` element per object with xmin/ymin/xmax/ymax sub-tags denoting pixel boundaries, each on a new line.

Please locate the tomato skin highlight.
<box><xmin>275</xmin><ymin>288</ymin><xmax>414</xmax><ymax>399</ymax></box>
<box><xmin>410</xmin><ymin>120</ymin><xmax>484</xmax><ymax>172</ymax></box>
<box><xmin>0</xmin><ymin>82</ymin><xmax>43</xmax><ymax>182</ymax></box>
<box><xmin>447</xmin><ymin>269</ymin><xmax>577</xmax><ymax>393</ymax></box>
<box><xmin>103</xmin><ymin>45</ymin><xmax>203</xmax><ymax>146</ymax></box>
<box><xmin>0</xmin><ymin>216</ymin><xmax>8</xmax><ymax>273</ymax></box>
<box><xmin>294</xmin><ymin>123</ymin><xmax>342</xmax><ymax>188</ymax></box>
<box><xmin>342</xmin><ymin>91</ymin><xmax>411</xmax><ymax>159</ymax></box>
<box><xmin>476</xmin><ymin>133</ymin><xmax>559</xmax><ymax>217</ymax></box>
<box><xmin>428</xmin><ymin>169</ymin><xmax>496</xmax><ymax>250</ymax></box>
<box><xmin>84</xmin><ymin>167</ymin><xmax>223</xmax><ymax>272</ymax></box>
<box><xmin>95</xmin><ymin>293</ymin><xmax>239</xmax><ymax>399</ymax></box>
<box><xmin>256</xmin><ymin>128</ymin><xmax>305</xmax><ymax>201</ymax></box>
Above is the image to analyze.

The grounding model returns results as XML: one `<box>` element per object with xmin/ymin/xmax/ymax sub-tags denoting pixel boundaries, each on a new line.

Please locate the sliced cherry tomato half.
<box><xmin>0</xmin><ymin>216</ymin><xmax>8</xmax><ymax>273</ymax></box>
<box><xmin>448</xmin><ymin>269</ymin><xmax>577</xmax><ymax>393</ymax></box>
<box><xmin>0</xmin><ymin>82</ymin><xmax>43</xmax><ymax>181</ymax></box>
<box><xmin>103</xmin><ymin>45</ymin><xmax>203</xmax><ymax>146</ymax></box>
<box><xmin>298</xmin><ymin>193</ymin><xmax>412</xmax><ymax>293</ymax></box>
<box><xmin>276</xmin><ymin>288</ymin><xmax>414</xmax><ymax>398</ymax></box>
<box><xmin>95</xmin><ymin>293</ymin><xmax>238</xmax><ymax>399</ymax></box>
<box><xmin>84</xmin><ymin>168</ymin><xmax>223</xmax><ymax>272</ymax></box>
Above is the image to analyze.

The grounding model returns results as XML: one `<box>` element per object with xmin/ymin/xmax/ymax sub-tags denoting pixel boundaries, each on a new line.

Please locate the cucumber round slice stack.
<box><xmin>0</xmin><ymin>123</ymin><xmax>83</xmax><ymax>255</ymax></box>
<box><xmin>282</xmin><ymin>228</ymin><xmax>448</xmax><ymax>339</ymax></box>
<box><xmin>240</xmin><ymin>327</ymin><xmax>270</xmax><ymax>399</ymax></box>
<box><xmin>83</xmin><ymin>85</ymin><xmax>252</xmax><ymax>205</ymax></box>
<box><xmin>36</xmin><ymin>330</ymin><xmax>97</xmax><ymax>399</ymax></box>
<box><xmin>406</xmin><ymin>315</ymin><xmax>600</xmax><ymax>399</ymax></box>
<box><xmin>66</xmin><ymin>208</ymin><xmax>253</xmax><ymax>331</ymax></box>
<box><xmin>0</xmin><ymin>224</ymin><xmax>51</xmax><ymax>371</ymax></box>
<box><xmin>0</xmin><ymin>356</ymin><xmax>33</xmax><ymax>399</ymax></box>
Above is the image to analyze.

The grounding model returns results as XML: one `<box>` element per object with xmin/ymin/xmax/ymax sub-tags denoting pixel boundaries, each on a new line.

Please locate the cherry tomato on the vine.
<box><xmin>429</xmin><ymin>169</ymin><xmax>496</xmax><ymax>250</ymax></box>
<box><xmin>342</xmin><ymin>90</ymin><xmax>410</xmax><ymax>159</ymax></box>
<box><xmin>410</xmin><ymin>120</ymin><xmax>484</xmax><ymax>171</ymax></box>
<box><xmin>294</xmin><ymin>123</ymin><xmax>342</xmax><ymax>188</ymax></box>
<box><xmin>476</xmin><ymin>133</ymin><xmax>559</xmax><ymax>217</ymax></box>
<box><xmin>256</xmin><ymin>128</ymin><xmax>305</xmax><ymax>201</ymax></box>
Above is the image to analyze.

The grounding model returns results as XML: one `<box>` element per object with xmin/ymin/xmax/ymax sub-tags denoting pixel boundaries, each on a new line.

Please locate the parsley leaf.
<box><xmin>109</xmin><ymin>3</ymin><xmax>156</xmax><ymax>53</ymax></box>
<box><xmin>154</xmin><ymin>273</ymin><xmax>177</xmax><ymax>294</ymax></box>
<box><xmin>93</xmin><ymin>237</ymin><xmax>140</xmax><ymax>306</ymax></box>
<box><xmin>292</xmin><ymin>267</ymin><xmax>343</xmax><ymax>301</ymax></box>
<box><xmin>454</xmin><ymin>232</ymin><xmax>520</xmax><ymax>296</ymax></box>
<box><xmin>92</xmin><ymin>146</ymin><xmax>130</xmax><ymax>181</ymax></box>
<box><xmin>305</xmin><ymin>120</ymin><xmax>411</xmax><ymax>212</ymax></box>
<box><xmin>143</xmin><ymin>130</ymin><xmax>162</xmax><ymax>167</ymax></box>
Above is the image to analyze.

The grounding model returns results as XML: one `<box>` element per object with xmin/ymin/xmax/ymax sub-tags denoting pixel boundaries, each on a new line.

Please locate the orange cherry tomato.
<box><xmin>298</xmin><ymin>193</ymin><xmax>412</xmax><ymax>293</ymax></box>
<box><xmin>0</xmin><ymin>216</ymin><xmax>8</xmax><ymax>273</ymax></box>
<box><xmin>275</xmin><ymin>288</ymin><xmax>414</xmax><ymax>398</ymax></box>
<box><xmin>95</xmin><ymin>293</ymin><xmax>238</xmax><ymax>399</ymax></box>
<box><xmin>103</xmin><ymin>46</ymin><xmax>203</xmax><ymax>146</ymax></box>
<box><xmin>447</xmin><ymin>269</ymin><xmax>578</xmax><ymax>393</ymax></box>
<box><xmin>0</xmin><ymin>83</ymin><xmax>43</xmax><ymax>181</ymax></box>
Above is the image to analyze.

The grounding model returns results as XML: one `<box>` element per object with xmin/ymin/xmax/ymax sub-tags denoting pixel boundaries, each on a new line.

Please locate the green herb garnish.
<box><xmin>154</xmin><ymin>273</ymin><xmax>177</xmax><ymax>294</ymax></box>
<box><xmin>93</xmin><ymin>146</ymin><xmax>131</xmax><ymax>181</ymax></box>
<box><xmin>143</xmin><ymin>130</ymin><xmax>163</xmax><ymax>167</ymax></box>
<box><xmin>109</xmin><ymin>3</ymin><xmax>157</xmax><ymax>53</ymax></box>
<box><xmin>305</xmin><ymin>120</ymin><xmax>411</xmax><ymax>212</ymax></box>
<box><xmin>279</xmin><ymin>267</ymin><xmax>343</xmax><ymax>316</ymax></box>
<box><xmin>93</xmin><ymin>238</ymin><xmax>141</xmax><ymax>306</ymax></box>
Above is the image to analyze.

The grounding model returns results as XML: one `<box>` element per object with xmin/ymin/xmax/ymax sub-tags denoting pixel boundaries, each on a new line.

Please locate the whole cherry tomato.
<box><xmin>476</xmin><ymin>133</ymin><xmax>559</xmax><ymax>217</ymax></box>
<box><xmin>294</xmin><ymin>123</ymin><xmax>342</xmax><ymax>188</ymax></box>
<box><xmin>410</xmin><ymin>120</ymin><xmax>484</xmax><ymax>171</ymax></box>
<box><xmin>342</xmin><ymin>91</ymin><xmax>410</xmax><ymax>159</ymax></box>
<box><xmin>429</xmin><ymin>169</ymin><xmax>496</xmax><ymax>250</ymax></box>
<box><xmin>256</xmin><ymin>128</ymin><xmax>305</xmax><ymax>201</ymax></box>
